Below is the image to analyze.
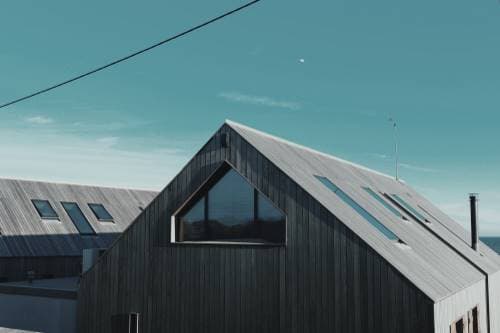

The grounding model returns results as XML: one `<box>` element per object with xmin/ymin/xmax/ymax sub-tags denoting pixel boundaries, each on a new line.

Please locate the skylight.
<box><xmin>315</xmin><ymin>176</ymin><xmax>398</xmax><ymax>241</ymax></box>
<box><xmin>363</xmin><ymin>187</ymin><xmax>407</xmax><ymax>220</ymax></box>
<box><xmin>31</xmin><ymin>199</ymin><xmax>59</xmax><ymax>220</ymax></box>
<box><xmin>88</xmin><ymin>203</ymin><xmax>113</xmax><ymax>222</ymax></box>
<box><xmin>390</xmin><ymin>194</ymin><xmax>430</xmax><ymax>223</ymax></box>
<box><xmin>61</xmin><ymin>202</ymin><xmax>96</xmax><ymax>235</ymax></box>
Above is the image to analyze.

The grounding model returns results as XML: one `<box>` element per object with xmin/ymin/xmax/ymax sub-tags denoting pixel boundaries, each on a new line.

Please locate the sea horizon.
<box><xmin>481</xmin><ymin>237</ymin><xmax>500</xmax><ymax>254</ymax></box>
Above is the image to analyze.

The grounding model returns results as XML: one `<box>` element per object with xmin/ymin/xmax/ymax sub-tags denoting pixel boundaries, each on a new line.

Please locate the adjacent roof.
<box><xmin>226</xmin><ymin>120</ymin><xmax>500</xmax><ymax>302</ymax></box>
<box><xmin>0</xmin><ymin>178</ymin><xmax>157</xmax><ymax>257</ymax></box>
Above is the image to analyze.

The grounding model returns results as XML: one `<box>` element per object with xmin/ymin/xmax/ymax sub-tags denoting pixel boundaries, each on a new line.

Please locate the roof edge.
<box><xmin>225</xmin><ymin>119</ymin><xmax>397</xmax><ymax>181</ymax></box>
<box><xmin>0</xmin><ymin>176</ymin><xmax>159</xmax><ymax>193</ymax></box>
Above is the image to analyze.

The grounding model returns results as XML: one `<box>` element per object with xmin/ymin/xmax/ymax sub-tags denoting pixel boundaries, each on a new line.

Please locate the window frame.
<box><xmin>386</xmin><ymin>194</ymin><xmax>432</xmax><ymax>224</ymax></box>
<box><xmin>451</xmin><ymin>317</ymin><xmax>465</xmax><ymax>333</ymax></box>
<box><xmin>450</xmin><ymin>305</ymin><xmax>479</xmax><ymax>333</ymax></box>
<box><xmin>471</xmin><ymin>305</ymin><xmax>479</xmax><ymax>333</ymax></box>
<box><xmin>111</xmin><ymin>312</ymin><xmax>139</xmax><ymax>333</ymax></box>
<box><xmin>61</xmin><ymin>201</ymin><xmax>96</xmax><ymax>236</ymax></box>
<box><xmin>31</xmin><ymin>199</ymin><xmax>59</xmax><ymax>220</ymax></box>
<box><xmin>362</xmin><ymin>187</ymin><xmax>408</xmax><ymax>221</ymax></box>
<box><xmin>315</xmin><ymin>176</ymin><xmax>401</xmax><ymax>242</ymax></box>
<box><xmin>417</xmin><ymin>204</ymin><xmax>440</xmax><ymax>223</ymax></box>
<box><xmin>88</xmin><ymin>203</ymin><xmax>114</xmax><ymax>222</ymax></box>
<box><xmin>171</xmin><ymin>162</ymin><xmax>287</xmax><ymax>246</ymax></box>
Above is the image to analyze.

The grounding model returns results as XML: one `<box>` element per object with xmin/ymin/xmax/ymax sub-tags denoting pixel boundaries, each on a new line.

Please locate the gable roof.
<box><xmin>0</xmin><ymin>178</ymin><xmax>157</xmax><ymax>257</ymax></box>
<box><xmin>226</xmin><ymin>120</ymin><xmax>500</xmax><ymax>301</ymax></box>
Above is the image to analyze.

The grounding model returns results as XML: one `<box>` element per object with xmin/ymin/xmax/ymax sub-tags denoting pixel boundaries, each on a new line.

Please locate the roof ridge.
<box><xmin>225</xmin><ymin>119</ymin><xmax>397</xmax><ymax>181</ymax></box>
<box><xmin>0</xmin><ymin>176</ymin><xmax>158</xmax><ymax>193</ymax></box>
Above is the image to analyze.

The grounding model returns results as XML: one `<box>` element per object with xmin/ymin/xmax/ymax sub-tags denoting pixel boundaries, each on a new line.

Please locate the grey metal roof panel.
<box><xmin>0</xmin><ymin>178</ymin><xmax>157</xmax><ymax>257</ymax></box>
<box><xmin>226</xmin><ymin>120</ymin><xmax>498</xmax><ymax>301</ymax></box>
<box><xmin>352</xmin><ymin>173</ymin><xmax>500</xmax><ymax>274</ymax></box>
<box><xmin>399</xmin><ymin>187</ymin><xmax>500</xmax><ymax>267</ymax></box>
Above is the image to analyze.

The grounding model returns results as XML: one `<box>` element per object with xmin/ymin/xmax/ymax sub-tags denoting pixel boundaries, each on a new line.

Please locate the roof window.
<box><xmin>88</xmin><ymin>203</ymin><xmax>113</xmax><ymax>222</ymax></box>
<box><xmin>61</xmin><ymin>202</ymin><xmax>96</xmax><ymax>235</ymax></box>
<box><xmin>315</xmin><ymin>176</ymin><xmax>399</xmax><ymax>241</ymax></box>
<box><xmin>32</xmin><ymin>199</ymin><xmax>59</xmax><ymax>220</ymax></box>
<box><xmin>389</xmin><ymin>194</ymin><xmax>431</xmax><ymax>223</ymax></box>
<box><xmin>363</xmin><ymin>187</ymin><xmax>407</xmax><ymax>221</ymax></box>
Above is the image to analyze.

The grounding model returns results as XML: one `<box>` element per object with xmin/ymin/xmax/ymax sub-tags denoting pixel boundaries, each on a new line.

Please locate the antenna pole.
<box><xmin>389</xmin><ymin>118</ymin><xmax>399</xmax><ymax>180</ymax></box>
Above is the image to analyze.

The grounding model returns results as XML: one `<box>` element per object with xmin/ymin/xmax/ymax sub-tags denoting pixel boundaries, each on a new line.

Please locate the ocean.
<box><xmin>481</xmin><ymin>237</ymin><xmax>500</xmax><ymax>254</ymax></box>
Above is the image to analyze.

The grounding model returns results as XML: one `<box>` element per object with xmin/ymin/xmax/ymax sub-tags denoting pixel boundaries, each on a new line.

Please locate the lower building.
<box><xmin>0</xmin><ymin>179</ymin><xmax>156</xmax><ymax>332</ymax></box>
<box><xmin>0</xmin><ymin>277</ymin><xmax>78</xmax><ymax>333</ymax></box>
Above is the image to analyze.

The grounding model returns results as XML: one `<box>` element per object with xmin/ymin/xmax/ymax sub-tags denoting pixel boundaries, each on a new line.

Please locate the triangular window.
<box><xmin>174</xmin><ymin>166</ymin><xmax>286</xmax><ymax>244</ymax></box>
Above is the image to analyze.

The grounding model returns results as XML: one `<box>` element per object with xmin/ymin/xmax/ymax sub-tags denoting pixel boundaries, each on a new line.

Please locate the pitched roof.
<box><xmin>0</xmin><ymin>178</ymin><xmax>157</xmax><ymax>257</ymax></box>
<box><xmin>226</xmin><ymin>120</ymin><xmax>500</xmax><ymax>301</ymax></box>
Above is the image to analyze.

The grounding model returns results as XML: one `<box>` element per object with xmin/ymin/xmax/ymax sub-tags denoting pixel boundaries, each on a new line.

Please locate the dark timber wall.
<box><xmin>77</xmin><ymin>124</ymin><xmax>435</xmax><ymax>333</ymax></box>
<box><xmin>0</xmin><ymin>256</ymin><xmax>82</xmax><ymax>282</ymax></box>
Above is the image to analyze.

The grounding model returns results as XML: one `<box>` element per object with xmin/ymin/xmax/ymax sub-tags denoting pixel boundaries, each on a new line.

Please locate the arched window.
<box><xmin>175</xmin><ymin>167</ymin><xmax>286</xmax><ymax>244</ymax></box>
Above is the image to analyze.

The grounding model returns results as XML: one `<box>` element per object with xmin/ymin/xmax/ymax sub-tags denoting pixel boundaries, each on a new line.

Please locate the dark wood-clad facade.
<box><xmin>77</xmin><ymin>124</ymin><xmax>435</xmax><ymax>333</ymax></box>
<box><xmin>0</xmin><ymin>256</ymin><xmax>82</xmax><ymax>282</ymax></box>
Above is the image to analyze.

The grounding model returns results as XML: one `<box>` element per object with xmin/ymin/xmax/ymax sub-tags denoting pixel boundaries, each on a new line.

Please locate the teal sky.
<box><xmin>1</xmin><ymin>0</ymin><xmax>499</xmax><ymax>234</ymax></box>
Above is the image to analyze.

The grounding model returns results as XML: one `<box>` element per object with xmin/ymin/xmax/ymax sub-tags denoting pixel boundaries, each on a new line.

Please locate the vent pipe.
<box><xmin>469</xmin><ymin>193</ymin><xmax>479</xmax><ymax>251</ymax></box>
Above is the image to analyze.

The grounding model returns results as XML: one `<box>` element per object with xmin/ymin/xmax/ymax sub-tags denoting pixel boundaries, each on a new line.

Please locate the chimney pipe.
<box><xmin>469</xmin><ymin>193</ymin><xmax>479</xmax><ymax>251</ymax></box>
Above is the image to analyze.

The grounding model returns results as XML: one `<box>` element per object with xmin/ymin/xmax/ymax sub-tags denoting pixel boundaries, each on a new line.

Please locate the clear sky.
<box><xmin>0</xmin><ymin>0</ymin><xmax>499</xmax><ymax>234</ymax></box>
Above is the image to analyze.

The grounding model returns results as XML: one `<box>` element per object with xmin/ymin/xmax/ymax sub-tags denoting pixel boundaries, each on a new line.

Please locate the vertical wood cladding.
<box><xmin>77</xmin><ymin>125</ymin><xmax>434</xmax><ymax>333</ymax></box>
<box><xmin>0</xmin><ymin>256</ymin><xmax>82</xmax><ymax>282</ymax></box>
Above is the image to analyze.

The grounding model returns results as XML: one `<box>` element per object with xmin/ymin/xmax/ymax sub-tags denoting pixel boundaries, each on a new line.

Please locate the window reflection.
<box><xmin>208</xmin><ymin>169</ymin><xmax>256</xmax><ymax>241</ymax></box>
<box><xmin>315</xmin><ymin>176</ymin><xmax>399</xmax><ymax>241</ymax></box>
<box><xmin>32</xmin><ymin>199</ymin><xmax>59</xmax><ymax>219</ymax></box>
<box><xmin>257</xmin><ymin>193</ymin><xmax>286</xmax><ymax>243</ymax></box>
<box><xmin>88</xmin><ymin>203</ymin><xmax>113</xmax><ymax>221</ymax></box>
<box><xmin>179</xmin><ymin>198</ymin><xmax>205</xmax><ymax>241</ymax></box>
<box><xmin>177</xmin><ymin>169</ymin><xmax>286</xmax><ymax>243</ymax></box>
<box><xmin>62</xmin><ymin>202</ymin><xmax>96</xmax><ymax>235</ymax></box>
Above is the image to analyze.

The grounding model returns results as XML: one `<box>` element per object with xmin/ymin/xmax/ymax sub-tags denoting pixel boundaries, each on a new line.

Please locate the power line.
<box><xmin>0</xmin><ymin>0</ymin><xmax>261</xmax><ymax>110</ymax></box>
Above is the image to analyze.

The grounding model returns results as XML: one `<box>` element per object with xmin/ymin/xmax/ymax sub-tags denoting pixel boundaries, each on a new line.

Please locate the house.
<box><xmin>0</xmin><ymin>178</ymin><xmax>157</xmax><ymax>282</ymax></box>
<box><xmin>0</xmin><ymin>179</ymin><xmax>156</xmax><ymax>333</ymax></box>
<box><xmin>77</xmin><ymin>120</ymin><xmax>500</xmax><ymax>333</ymax></box>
